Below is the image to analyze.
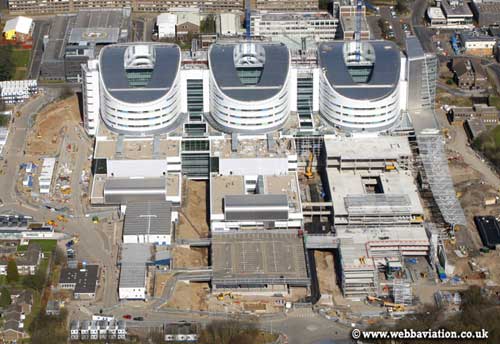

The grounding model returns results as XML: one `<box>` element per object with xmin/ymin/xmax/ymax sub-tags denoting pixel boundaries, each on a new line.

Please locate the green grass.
<box><xmin>18</xmin><ymin>240</ymin><xmax>57</xmax><ymax>253</ymax></box>
<box><xmin>489</xmin><ymin>95</ymin><xmax>500</xmax><ymax>110</ymax></box>
<box><xmin>11</xmin><ymin>49</ymin><xmax>30</xmax><ymax>68</ymax></box>
<box><xmin>13</xmin><ymin>68</ymin><xmax>26</xmax><ymax>80</ymax></box>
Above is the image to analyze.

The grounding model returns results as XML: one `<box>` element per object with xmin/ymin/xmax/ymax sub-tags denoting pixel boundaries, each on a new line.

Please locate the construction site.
<box><xmin>16</xmin><ymin>95</ymin><xmax>92</xmax><ymax>217</ymax></box>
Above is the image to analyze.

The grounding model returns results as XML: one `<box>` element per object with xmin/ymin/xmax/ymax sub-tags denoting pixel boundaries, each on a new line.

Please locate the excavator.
<box><xmin>366</xmin><ymin>296</ymin><xmax>405</xmax><ymax>312</ymax></box>
<box><xmin>305</xmin><ymin>152</ymin><xmax>314</xmax><ymax>179</ymax></box>
<box><xmin>217</xmin><ymin>292</ymin><xmax>234</xmax><ymax>301</ymax></box>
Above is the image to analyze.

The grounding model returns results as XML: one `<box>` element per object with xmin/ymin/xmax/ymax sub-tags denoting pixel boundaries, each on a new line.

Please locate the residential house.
<box><xmin>452</xmin><ymin>58</ymin><xmax>489</xmax><ymax>90</ymax></box>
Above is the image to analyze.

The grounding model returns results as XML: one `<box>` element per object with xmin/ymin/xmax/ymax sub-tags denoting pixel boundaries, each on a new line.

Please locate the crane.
<box><xmin>305</xmin><ymin>152</ymin><xmax>314</xmax><ymax>179</ymax></box>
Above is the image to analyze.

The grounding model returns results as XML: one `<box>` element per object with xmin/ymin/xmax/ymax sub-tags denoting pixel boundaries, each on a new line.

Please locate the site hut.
<box><xmin>122</xmin><ymin>201</ymin><xmax>175</xmax><ymax>245</ymax></box>
<box><xmin>118</xmin><ymin>243</ymin><xmax>152</xmax><ymax>300</ymax></box>
<box><xmin>211</xmin><ymin>231</ymin><xmax>310</xmax><ymax>295</ymax></box>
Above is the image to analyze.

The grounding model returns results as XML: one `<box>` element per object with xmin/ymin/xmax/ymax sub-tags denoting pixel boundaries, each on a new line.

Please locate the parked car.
<box><xmin>123</xmin><ymin>314</ymin><xmax>132</xmax><ymax>320</ymax></box>
<box><xmin>133</xmin><ymin>316</ymin><xmax>144</xmax><ymax>321</ymax></box>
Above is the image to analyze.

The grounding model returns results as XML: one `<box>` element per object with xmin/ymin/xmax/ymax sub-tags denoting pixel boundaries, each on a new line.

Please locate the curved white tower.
<box><xmin>318</xmin><ymin>41</ymin><xmax>403</xmax><ymax>133</ymax></box>
<box><xmin>99</xmin><ymin>43</ymin><xmax>182</xmax><ymax>135</ymax></box>
<box><xmin>208</xmin><ymin>42</ymin><xmax>291</xmax><ymax>134</ymax></box>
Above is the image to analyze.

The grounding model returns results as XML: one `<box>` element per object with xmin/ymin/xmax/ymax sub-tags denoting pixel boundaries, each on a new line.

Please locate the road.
<box><xmin>27</xmin><ymin>20</ymin><xmax>50</xmax><ymax>80</ymax></box>
<box><xmin>0</xmin><ymin>92</ymin><xmax>120</xmax><ymax>308</ymax></box>
<box><xmin>412</xmin><ymin>0</ymin><xmax>435</xmax><ymax>53</ymax></box>
<box><xmin>435</xmin><ymin>109</ymin><xmax>500</xmax><ymax>188</ymax></box>
<box><xmin>437</xmin><ymin>81</ymin><xmax>489</xmax><ymax>97</ymax></box>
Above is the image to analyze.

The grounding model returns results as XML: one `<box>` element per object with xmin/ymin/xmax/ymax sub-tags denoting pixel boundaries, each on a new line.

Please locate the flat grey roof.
<box><xmin>318</xmin><ymin>40</ymin><xmax>401</xmax><ymax>100</ymax></box>
<box><xmin>103</xmin><ymin>177</ymin><xmax>166</xmax><ymax>204</ymax></box>
<box><xmin>69</xmin><ymin>8</ymin><xmax>130</xmax><ymax>44</ymax></box>
<box><xmin>59</xmin><ymin>265</ymin><xmax>99</xmax><ymax>294</ymax></box>
<box><xmin>209</xmin><ymin>42</ymin><xmax>290</xmax><ymax>101</ymax></box>
<box><xmin>124</xmin><ymin>201</ymin><xmax>172</xmax><ymax>236</ymax></box>
<box><xmin>99</xmin><ymin>43</ymin><xmax>180</xmax><ymax>103</ymax></box>
<box><xmin>225</xmin><ymin>194</ymin><xmax>288</xmax><ymax>208</ymax></box>
<box><xmin>211</xmin><ymin>231</ymin><xmax>308</xmax><ymax>284</ymax></box>
<box><xmin>405</xmin><ymin>36</ymin><xmax>426</xmax><ymax>60</ymax></box>
<box><xmin>325</xmin><ymin>136</ymin><xmax>412</xmax><ymax>160</ymax></box>
<box><xmin>119</xmin><ymin>265</ymin><xmax>147</xmax><ymax>288</ymax></box>
<box><xmin>121</xmin><ymin>243</ymin><xmax>152</xmax><ymax>264</ymax></box>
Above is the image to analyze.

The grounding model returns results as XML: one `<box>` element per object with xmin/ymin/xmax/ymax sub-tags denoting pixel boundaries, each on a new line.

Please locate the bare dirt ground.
<box><xmin>153</xmin><ymin>272</ymin><xmax>173</xmax><ymax>297</ymax></box>
<box><xmin>172</xmin><ymin>246</ymin><xmax>208</xmax><ymax>269</ymax></box>
<box><xmin>314</xmin><ymin>250</ymin><xmax>336</xmax><ymax>295</ymax></box>
<box><xmin>25</xmin><ymin>96</ymin><xmax>80</xmax><ymax>156</ymax></box>
<box><xmin>177</xmin><ymin>181</ymin><xmax>210</xmax><ymax>240</ymax></box>
<box><xmin>164</xmin><ymin>282</ymin><xmax>209</xmax><ymax>311</ymax></box>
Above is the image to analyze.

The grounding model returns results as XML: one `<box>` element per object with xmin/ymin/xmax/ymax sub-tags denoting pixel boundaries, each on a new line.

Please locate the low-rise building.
<box><xmin>122</xmin><ymin>201</ymin><xmax>175</xmax><ymax>245</ymax></box>
<box><xmin>465</xmin><ymin>117</ymin><xmax>488</xmax><ymax>140</ymax></box>
<box><xmin>59</xmin><ymin>264</ymin><xmax>99</xmax><ymax>299</ymax></box>
<box><xmin>250</xmin><ymin>12</ymin><xmax>337</xmax><ymax>47</ymax></box>
<box><xmin>448</xmin><ymin>104</ymin><xmax>500</xmax><ymax>124</ymax></box>
<box><xmin>118</xmin><ymin>244</ymin><xmax>152</xmax><ymax>300</ymax></box>
<box><xmin>471</xmin><ymin>0</ymin><xmax>500</xmax><ymax>27</ymax></box>
<box><xmin>459</xmin><ymin>32</ymin><xmax>496</xmax><ymax>56</ymax></box>
<box><xmin>211</xmin><ymin>231</ymin><xmax>309</xmax><ymax>294</ymax></box>
<box><xmin>427</xmin><ymin>7</ymin><xmax>447</xmax><ymax>26</ymax></box>
<box><xmin>45</xmin><ymin>300</ymin><xmax>61</xmax><ymax>316</ymax></box>
<box><xmin>452</xmin><ymin>58</ymin><xmax>489</xmax><ymax>90</ymax></box>
<box><xmin>0</xmin><ymin>243</ymin><xmax>43</xmax><ymax>276</ymax></box>
<box><xmin>176</xmin><ymin>11</ymin><xmax>200</xmax><ymax>37</ymax></box>
<box><xmin>69</xmin><ymin>318</ymin><xmax>126</xmax><ymax>341</ymax></box>
<box><xmin>338</xmin><ymin>4</ymin><xmax>370</xmax><ymax>40</ymax></box>
<box><xmin>157</xmin><ymin>13</ymin><xmax>177</xmax><ymax>39</ymax></box>
<box><xmin>217</xmin><ymin>13</ymin><xmax>241</xmax><ymax>36</ymax></box>
<box><xmin>440</xmin><ymin>0</ymin><xmax>474</xmax><ymax>28</ymax></box>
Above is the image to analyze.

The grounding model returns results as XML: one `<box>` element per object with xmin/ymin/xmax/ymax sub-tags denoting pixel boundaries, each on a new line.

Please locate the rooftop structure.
<box><xmin>210</xmin><ymin>173</ymin><xmax>303</xmax><ymax>231</ymax></box>
<box><xmin>211</xmin><ymin>231</ymin><xmax>309</xmax><ymax>290</ymax></box>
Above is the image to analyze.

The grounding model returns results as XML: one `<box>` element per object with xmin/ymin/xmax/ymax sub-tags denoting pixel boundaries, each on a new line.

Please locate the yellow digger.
<box><xmin>305</xmin><ymin>152</ymin><xmax>314</xmax><ymax>179</ymax></box>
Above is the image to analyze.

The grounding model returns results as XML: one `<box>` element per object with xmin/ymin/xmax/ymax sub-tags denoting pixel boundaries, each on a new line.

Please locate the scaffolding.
<box><xmin>416</xmin><ymin>133</ymin><xmax>467</xmax><ymax>227</ymax></box>
<box><xmin>392</xmin><ymin>278</ymin><xmax>412</xmax><ymax>306</ymax></box>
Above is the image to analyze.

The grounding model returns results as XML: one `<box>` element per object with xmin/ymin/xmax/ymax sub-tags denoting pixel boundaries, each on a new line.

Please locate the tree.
<box><xmin>0</xmin><ymin>287</ymin><xmax>11</xmax><ymax>307</ymax></box>
<box><xmin>0</xmin><ymin>46</ymin><xmax>14</xmax><ymax>81</ymax></box>
<box><xmin>200</xmin><ymin>15</ymin><xmax>216</xmax><ymax>34</ymax></box>
<box><xmin>6</xmin><ymin>260</ymin><xmax>19</xmax><ymax>283</ymax></box>
<box><xmin>23</xmin><ymin>270</ymin><xmax>45</xmax><ymax>291</ymax></box>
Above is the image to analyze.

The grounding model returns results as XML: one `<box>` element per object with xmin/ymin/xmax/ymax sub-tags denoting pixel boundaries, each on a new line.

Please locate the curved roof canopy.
<box><xmin>319</xmin><ymin>40</ymin><xmax>401</xmax><ymax>101</ymax></box>
<box><xmin>99</xmin><ymin>43</ymin><xmax>180</xmax><ymax>104</ymax></box>
<box><xmin>209</xmin><ymin>42</ymin><xmax>290</xmax><ymax>102</ymax></box>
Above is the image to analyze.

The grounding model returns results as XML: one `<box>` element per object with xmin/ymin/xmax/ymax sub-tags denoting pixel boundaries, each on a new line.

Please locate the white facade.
<box><xmin>208</xmin><ymin>43</ymin><xmax>292</xmax><ymax>133</ymax></box>
<box><xmin>319</xmin><ymin>74</ymin><xmax>403</xmax><ymax>132</ymax></box>
<box><xmin>107</xmin><ymin>159</ymin><xmax>167</xmax><ymax>178</ymax></box>
<box><xmin>250</xmin><ymin>12</ymin><xmax>337</xmax><ymax>42</ymax></box>
<box><xmin>97</xmin><ymin>44</ymin><xmax>183</xmax><ymax>136</ymax></box>
<box><xmin>123</xmin><ymin>233</ymin><xmax>171</xmax><ymax>245</ymax></box>
<box><xmin>82</xmin><ymin>60</ymin><xmax>100</xmax><ymax>136</ymax></box>
<box><xmin>157</xmin><ymin>13</ymin><xmax>177</xmax><ymax>38</ymax></box>
<box><xmin>118</xmin><ymin>286</ymin><xmax>146</xmax><ymax>300</ymax></box>
<box><xmin>0</xmin><ymin>80</ymin><xmax>37</xmax><ymax>104</ymax></box>
<box><xmin>218</xmin><ymin>13</ymin><xmax>240</xmax><ymax>36</ymax></box>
